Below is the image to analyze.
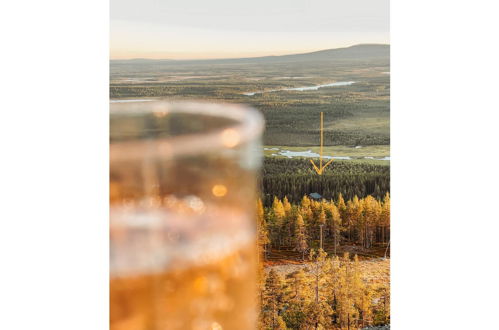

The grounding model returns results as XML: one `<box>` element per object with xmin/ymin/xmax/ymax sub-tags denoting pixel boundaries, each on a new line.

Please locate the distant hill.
<box><xmin>282</xmin><ymin>44</ymin><xmax>389</xmax><ymax>61</ymax></box>
<box><xmin>111</xmin><ymin>44</ymin><xmax>389</xmax><ymax>66</ymax></box>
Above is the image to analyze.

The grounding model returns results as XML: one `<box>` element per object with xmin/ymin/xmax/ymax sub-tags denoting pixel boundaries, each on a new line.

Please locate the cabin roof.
<box><xmin>309</xmin><ymin>192</ymin><xmax>322</xmax><ymax>199</ymax></box>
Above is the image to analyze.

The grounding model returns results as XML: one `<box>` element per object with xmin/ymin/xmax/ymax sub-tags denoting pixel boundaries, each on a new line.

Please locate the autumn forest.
<box><xmin>257</xmin><ymin>193</ymin><xmax>390</xmax><ymax>329</ymax></box>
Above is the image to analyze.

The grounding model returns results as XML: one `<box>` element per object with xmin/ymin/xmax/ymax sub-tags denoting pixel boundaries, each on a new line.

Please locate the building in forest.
<box><xmin>308</xmin><ymin>192</ymin><xmax>322</xmax><ymax>200</ymax></box>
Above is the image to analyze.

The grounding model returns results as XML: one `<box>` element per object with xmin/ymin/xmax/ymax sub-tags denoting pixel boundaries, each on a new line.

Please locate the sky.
<box><xmin>110</xmin><ymin>0</ymin><xmax>389</xmax><ymax>60</ymax></box>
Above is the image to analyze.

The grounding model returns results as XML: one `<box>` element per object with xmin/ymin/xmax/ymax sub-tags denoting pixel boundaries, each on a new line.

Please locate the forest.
<box><xmin>257</xmin><ymin>194</ymin><xmax>390</xmax><ymax>329</ymax></box>
<box><xmin>110</xmin><ymin>45</ymin><xmax>390</xmax><ymax>147</ymax></box>
<box><xmin>257</xmin><ymin>194</ymin><xmax>390</xmax><ymax>259</ymax></box>
<box><xmin>260</xmin><ymin>253</ymin><xmax>389</xmax><ymax>330</ymax></box>
<box><xmin>261</xmin><ymin>158</ymin><xmax>390</xmax><ymax>206</ymax></box>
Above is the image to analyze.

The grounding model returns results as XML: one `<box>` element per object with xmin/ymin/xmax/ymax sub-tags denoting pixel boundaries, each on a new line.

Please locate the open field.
<box><xmin>267</xmin><ymin>257</ymin><xmax>390</xmax><ymax>285</ymax></box>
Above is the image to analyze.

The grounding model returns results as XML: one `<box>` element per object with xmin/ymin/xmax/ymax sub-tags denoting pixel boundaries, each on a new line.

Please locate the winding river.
<box><xmin>243</xmin><ymin>81</ymin><xmax>356</xmax><ymax>96</ymax></box>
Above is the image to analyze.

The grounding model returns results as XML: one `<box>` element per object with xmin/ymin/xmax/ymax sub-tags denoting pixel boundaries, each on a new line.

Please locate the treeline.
<box><xmin>257</xmin><ymin>194</ymin><xmax>390</xmax><ymax>259</ymax></box>
<box><xmin>260</xmin><ymin>251</ymin><xmax>390</xmax><ymax>329</ymax></box>
<box><xmin>263</xmin><ymin>130</ymin><xmax>390</xmax><ymax>148</ymax></box>
<box><xmin>261</xmin><ymin>158</ymin><xmax>390</xmax><ymax>206</ymax></box>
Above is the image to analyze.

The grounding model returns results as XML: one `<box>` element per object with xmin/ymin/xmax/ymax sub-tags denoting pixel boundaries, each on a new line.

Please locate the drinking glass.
<box><xmin>110</xmin><ymin>101</ymin><xmax>264</xmax><ymax>330</ymax></box>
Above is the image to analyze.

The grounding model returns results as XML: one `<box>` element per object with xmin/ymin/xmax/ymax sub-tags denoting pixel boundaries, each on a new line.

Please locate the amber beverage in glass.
<box><xmin>110</xmin><ymin>102</ymin><xmax>264</xmax><ymax>330</ymax></box>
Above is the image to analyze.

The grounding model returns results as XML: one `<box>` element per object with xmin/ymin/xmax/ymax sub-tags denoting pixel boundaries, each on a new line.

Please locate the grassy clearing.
<box><xmin>267</xmin><ymin>257</ymin><xmax>390</xmax><ymax>285</ymax></box>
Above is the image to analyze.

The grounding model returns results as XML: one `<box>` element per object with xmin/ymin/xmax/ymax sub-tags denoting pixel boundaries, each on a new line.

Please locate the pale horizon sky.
<box><xmin>110</xmin><ymin>0</ymin><xmax>389</xmax><ymax>60</ymax></box>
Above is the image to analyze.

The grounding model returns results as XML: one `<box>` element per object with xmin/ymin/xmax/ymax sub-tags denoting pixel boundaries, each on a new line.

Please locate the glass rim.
<box><xmin>110</xmin><ymin>101</ymin><xmax>265</xmax><ymax>161</ymax></box>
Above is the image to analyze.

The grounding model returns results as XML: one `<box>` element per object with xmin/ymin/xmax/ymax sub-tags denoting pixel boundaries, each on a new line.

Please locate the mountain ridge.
<box><xmin>111</xmin><ymin>44</ymin><xmax>389</xmax><ymax>64</ymax></box>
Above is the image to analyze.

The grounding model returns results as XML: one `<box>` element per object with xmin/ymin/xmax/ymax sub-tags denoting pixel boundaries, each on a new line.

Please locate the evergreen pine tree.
<box><xmin>329</xmin><ymin>203</ymin><xmax>342</xmax><ymax>256</ymax></box>
<box><xmin>257</xmin><ymin>198</ymin><xmax>270</xmax><ymax>260</ymax></box>
<box><xmin>272</xmin><ymin>197</ymin><xmax>286</xmax><ymax>248</ymax></box>
<box><xmin>294</xmin><ymin>213</ymin><xmax>308</xmax><ymax>260</ymax></box>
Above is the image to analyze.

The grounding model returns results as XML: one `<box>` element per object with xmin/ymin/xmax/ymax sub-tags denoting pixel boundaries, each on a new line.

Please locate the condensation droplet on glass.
<box><xmin>185</xmin><ymin>195</ymin><xmax>205</xmax><ymax>213</ymax></box>
<box><xmin>221</xmin><ymin>128</ymin><xmax>240</xmax><ymax>148</ymax></box>
<box><xmin>212</xmin><ymin>185</ymin><xmax>227</xmax><ymax>197</ymax></box>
